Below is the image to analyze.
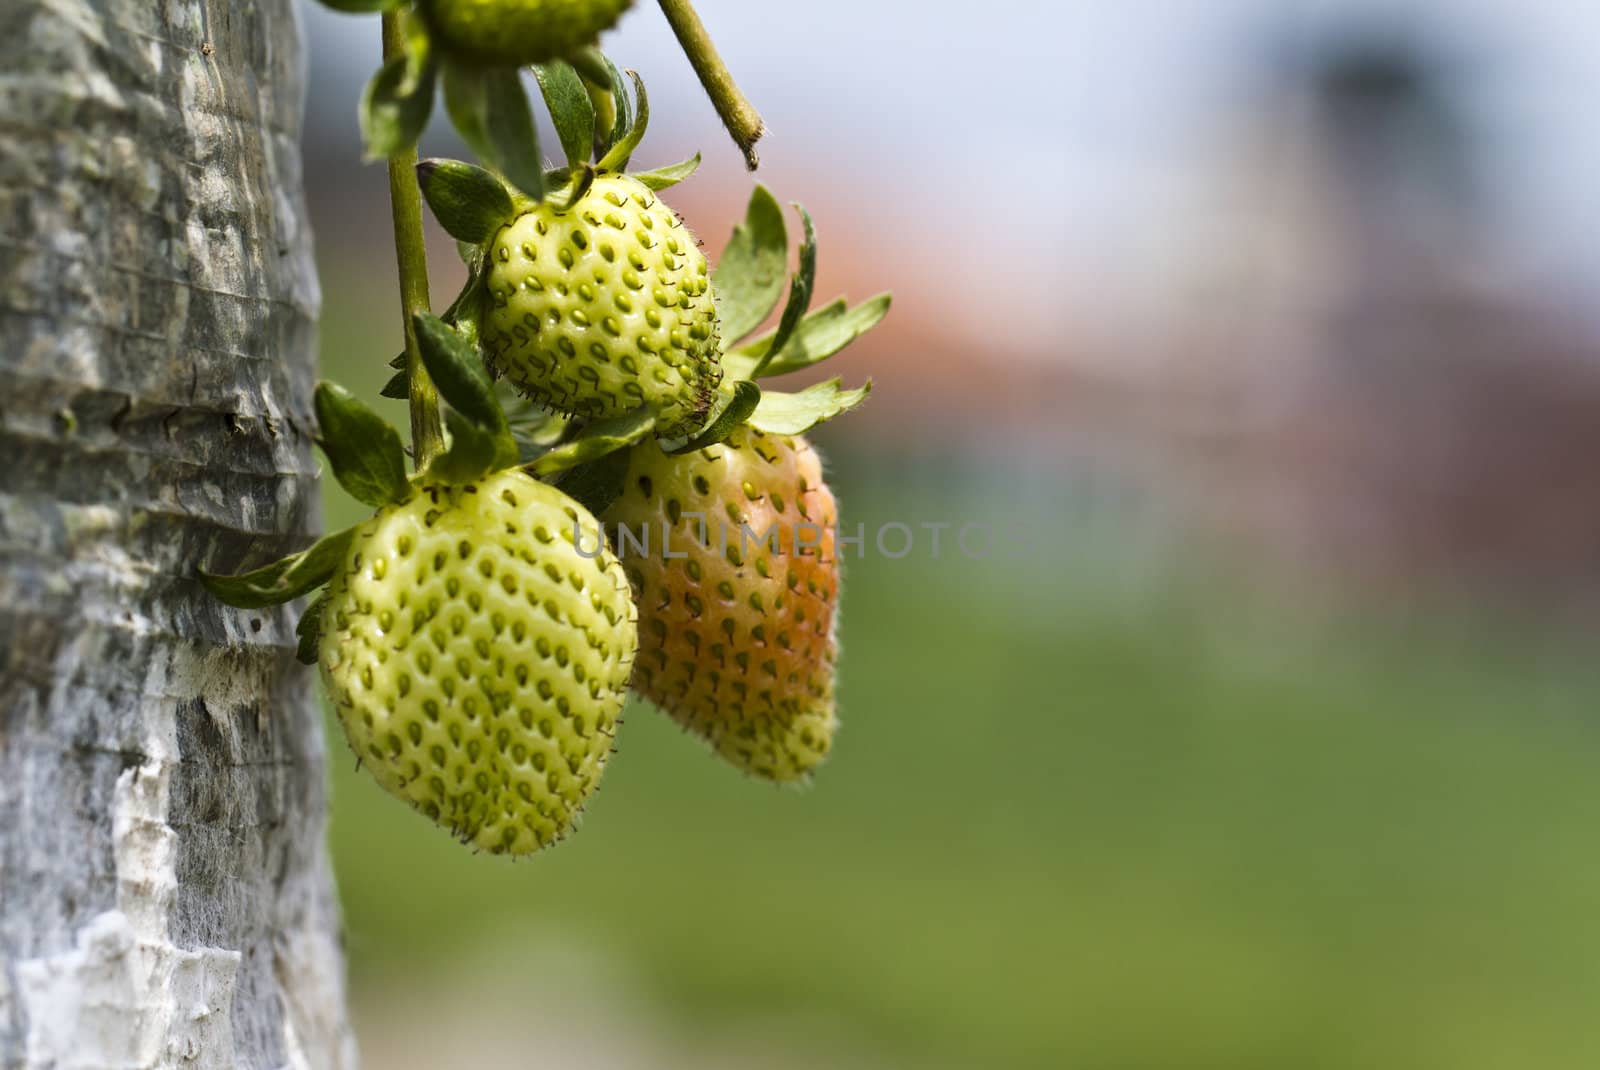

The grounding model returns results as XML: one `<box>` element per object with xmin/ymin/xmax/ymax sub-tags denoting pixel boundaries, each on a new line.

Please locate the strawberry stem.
<box><xmin>381</xmin><ymin>10</ymin><xmax>444</xmax><ymax>470</ymax></box>
<box><xmin>656</xmin><ymin>0</ymin><xmax>765</xmax><ymax>170</ymax></box>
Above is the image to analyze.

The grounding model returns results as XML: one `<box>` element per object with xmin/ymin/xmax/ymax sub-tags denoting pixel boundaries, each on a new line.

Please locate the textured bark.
<box><xmin>0</xmin><ymin>2</ymin><xmax>354</xmax><ymax>1067</ymax></box>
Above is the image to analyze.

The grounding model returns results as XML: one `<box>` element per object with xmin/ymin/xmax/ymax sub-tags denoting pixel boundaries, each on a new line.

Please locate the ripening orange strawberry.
<box><xmin>605</xmin><ymin>427</ymin><xmax>839</xmax><ymax>781</ymax></box>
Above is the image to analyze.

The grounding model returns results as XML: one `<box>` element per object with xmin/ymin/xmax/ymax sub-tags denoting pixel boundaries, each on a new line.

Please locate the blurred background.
<box><xmin>298</xmin><ymin>1</ymin><xmax>1600</xmax><ymax>1066</ymax></box>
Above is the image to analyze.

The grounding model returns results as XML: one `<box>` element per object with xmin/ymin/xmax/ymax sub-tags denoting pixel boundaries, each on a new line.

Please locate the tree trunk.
<box><xmin>0</xmin><ymin>2</ymin><xmax>355</xmax><ymax>1067</ymax></box>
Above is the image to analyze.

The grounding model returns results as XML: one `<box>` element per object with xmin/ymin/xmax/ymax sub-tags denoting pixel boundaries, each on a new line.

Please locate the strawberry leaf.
<box><xmin>295</xmin><ymin>591</ymin><xmax>329</xmax><ymax>666</ymax></box>
<box><xmin>597</xmin><ymin>69</ymin><xmax>649</xmax><ymax>173</ymax></box>
<box><xmin>199</xmin><ymin>526</ymin><xmax>357</xmax><ymax>610</ymax></box>
<box><xmin>554</xmin><ymin>164</ymin><xmax>596</xmax><ymax>213</ymax></box>
<box><xmin>726</xmin><ymin>293</ymin><xmax>891</xmax><ymax>380</ymax></box>
<box><xmin>417</xmin><ymin>158</ymin><xmax>514</xmax><ymax>244</ymax></box>
<box><xmin>424</xmin><ymin>408</ymin><xmax>500</xmax><ymax>484</ymax></box>
<box><xmin>533</xmin><ymin>61</ymin><xmax>595</xmax><ymax>171</ymax></box>
<box><xmin>360</xmin><ymin>33</ymin><xmax>436</xmax><ymax>160</ymax></box>
<box><xmin>663</xmin><ymin>380</ymin><xmax>761</xmax><ymax>455</ymax></box>
<box><xmin>556</xmin><ymin>447</ymin><xmax>631</xmax><ymax>517</ymax></box>
<box><xmin>747</xmin><ymin>378</ymin><xmax>871</xmax><ymax>435</ymax></box>
<box><xmin>749</xmin><ymin>203</ymin><xmax>816</xmax><ymax>377</ymax></box>
<box><xmin>594</xmin><ymin>52</ymin><xmax>634</xmax><ymax>161</ymax></box>
<box><xmin>714</xmin><ymin>185</ymin><xmax>787</xmax><ymax>344</ymax></box>
<box><xmin>412</xmin><ymin>312</ymin><xmax>503</xmax><ymax>433</ymax></box>
<box><xmin>443</xmin><ymin>60</ymin><xmax>544</xmax><ymax>201</ymax></box>
<box><xmin>379</xmin><ymin>368</ymin><xmax>409</xmax><ymax>399</ymax></box>
<box><xmin>414</xmin><ymin>312</ymin><xmax>517</xmax><ymax>470</ymax></box>
<box><xmin>632</xmin><ymin>153</ymin><xmax>701</xmax><ymax>191</ymax></box>
<box><xmin>528</xmin><ymin>406</ymin><xmax>657</xmax><ymax>477</ymax></box>
<box><xmin>314</xmin><ymin>382</ymin><xmax>410</xmax><ymax>506</ymax></box>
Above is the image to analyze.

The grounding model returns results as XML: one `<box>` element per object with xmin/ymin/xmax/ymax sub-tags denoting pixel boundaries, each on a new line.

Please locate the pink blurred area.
<box><xmin>301</xmin><ymin>0</ymin><xmax>1600</xmax><ymax>602</ymax></box>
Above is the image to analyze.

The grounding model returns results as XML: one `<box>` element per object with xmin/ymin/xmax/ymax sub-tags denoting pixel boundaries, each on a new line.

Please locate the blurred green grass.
<box><xmin>318</xmin><ymin>285</ymin><xmax>1600</xmax><ymax>1070</ymax></box>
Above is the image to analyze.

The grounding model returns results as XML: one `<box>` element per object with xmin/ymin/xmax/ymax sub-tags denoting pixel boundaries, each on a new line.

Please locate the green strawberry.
<box><xmin>320</xmin><ymin>469</ymin><xmax>637</xmax><ymax>854</ymax></box>
<box><xmin>421</xmin><ymin>0</ymin><xmax>633</xmax><ymax>66</ymax></box>
<box><xmin>604</xmin><ymin>427</ymin><xmax>839</xmax><ymax>781</ymax></box>
<box><xmin>478</xmin><ymin>173</ymin><xmax>722</xmax><ymax>436</ymax></box>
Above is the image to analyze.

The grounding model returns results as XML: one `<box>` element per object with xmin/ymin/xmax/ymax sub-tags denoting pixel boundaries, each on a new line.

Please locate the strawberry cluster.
<box><xmin>204</xmin><ymin>10</ymin><xmax>888</xmax><ymax>855</ymax></box>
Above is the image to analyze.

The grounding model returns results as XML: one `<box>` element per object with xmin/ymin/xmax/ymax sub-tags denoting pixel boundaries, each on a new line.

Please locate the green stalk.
<box><xmin>656</xmin><ymin>0</ymin><xmax>765</xmax><ymax>169</ymax></box>
<box><xmin>382</xmin><ymin>11</ymin><xmax>444</xmax><ymax>469</ymax></box>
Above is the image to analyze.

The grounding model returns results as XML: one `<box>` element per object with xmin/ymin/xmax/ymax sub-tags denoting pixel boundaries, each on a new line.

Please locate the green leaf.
<box><xmin>533</xmin><ymin>62</ymin><xmax>595</xmax><ymax>171</ymax></box>
<box><xmin>663</xmin><ymin>379</ymin><xmax>761</xmax><ymax>454</ymax></box>
<box><xmin>295</xmin><ymin>591</ymin><xmax>329</xmax><ymax>666</ymax></box>
<box><xmin>314</xmin><ymin>382</ymin><xmax>409</xmax><ymax>507</ymax></box>
<box><xmin>438</xmin><ymin>257</ymin><xmax>488</xmax><ymax>328</ymax></box>
<box><xmin>632</xmin><ymin>153</ymin><xmax>700</xmax><ymax>191</ymax></box>
<box><xmin>567</xmin><ymin>47</ymin><xmax>613</xmax><ymax>88</ymax></box>
<box><xmin>423</xmin><ymin>408</ymin><xmax>500</xmax><ymax>484</ymax></box>
<box><xmin>199</xmin><ymin>526</ymin><xmax>358</xmax><ymax>610</ymax></box>
<box><xmin>528</xmin><ymin>406</ymin><xmax>657</xmax><ymax>478</ymax></box>
<box><xmin>317</xmin><ymin>0</ymin><xmax>404</xmax><ymax>11</ymax></box>
<box><xmin>556</xmin><ymin>447</ymin><xmax>632</xmax><ymax>517</ymax></box>
<box><xmin>714</xmin><ymin>185</ymin><xmax>787</xmax><ymax>343</ymax></box>
<box><xmin>749</xmin><ymin>203</ymin><xmax>816</xmax><ymax>376</ymax></box>
<box><xmin>597</xmin><ymin>69</ymin><xmax>648</xmax><ymax>172</ymax></box>
<box><xmin>595</xmin><ymin>53</ymin><xmax>635</xmax><ymax>162</ymax></box>
<box><xmin>442</xmin><ymin>61</ymin><xmax>544</xmax><ymax>201</ymax></box>
<box><xmin>379</xmin><ymin>368</ymin><xmax>409</xmax><ymax>400</ymax></box>
<box><xmin>728</xmin><ymin>293</ymin><xmax>891</xmax><ymax>379</ymax></box>
<box><xmin>554</xmin><ymin>164</ymin><xmax>596</xmax><ymax>213</ymax></box>
<box><xmin>413</xmin><ymin>313</ymin><xmax>516</xmax><ymax>470</ymax></box>
<box><xmin>359</xmin><ymin>37</ymin><xmax>436</xmax><ymax>160</ymax></box>
<box><xmin>416</xmin><ymin>158</ymin><xmax>514</xmax><ymax>244</ymax></box>
<box><xmin>412</xmin><ymin>313</ymin><xmax>502</xmax><ymax>433</ymax></box>
<box><xmin>747</xmin><ymin>378</ymin><xmax>871</xmax><ymax>436</ymax></box>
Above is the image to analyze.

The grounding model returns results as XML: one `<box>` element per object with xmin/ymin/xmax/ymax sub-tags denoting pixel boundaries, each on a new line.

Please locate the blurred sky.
<box><xmin>298</xmin><ymin>0</ymin><xmax>1600</xmax><ymax>326</ymax></box>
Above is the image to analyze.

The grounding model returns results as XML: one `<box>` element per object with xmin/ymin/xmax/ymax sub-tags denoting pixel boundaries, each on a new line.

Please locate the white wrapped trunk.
<box><xmin>0</xmin><ymin>2</ymin><xmax>354</xmax><ymax>1066</ymax></box>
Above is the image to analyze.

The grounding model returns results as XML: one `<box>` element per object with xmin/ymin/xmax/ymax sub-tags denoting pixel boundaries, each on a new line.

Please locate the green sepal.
<box><xmin>199</xmin><ymin>525</ymin><xmax>358</xmax><ymax>610</ymax></box>
<box><xmin>382</xmin><ymin>261</ymin><xmax>490</xmax><ymax>407</ymax></box>
<box><xmin>295</xmin><ymin>591</ymin><xmax>329</xmax><ymax>666</ymax></box>
<box><xmin>527</xmin><ymin>406</ymin><xmax>657</xmax><ymax>477</ymax></box>
<box><xmin>533</xmin><ymin>62</ymin><xmax>596</xmax><ymax>171</ymax></box>
<box><xmin>379</xmin><ymin>369</ymin><xmax>409</xmax><ymax>399</ymax></box>
<box><xmin>726</xmin><ymin>293</ymin><xmax>891</xmax><ymax>380</ymax></box>
<box><xmin>505</xmin><ymin>389</ymin><xmax>571</xmax><ymax>461</ymax></box>
<box><xmin>423</xmin><ymin>408</ymin><xmax>500</xmax><ymax>484</ymax></box>
<box><xmin>359</xmin><ymin>27</ymin><xmax>435</xmax><ymax>159</ymax></box>
<box><xmin>663</xmin><ymin>379</ymin><xmax>761</xmax><ymax>455</ymax></box>
<box><xmin>567</xmin><ymin>46</ymin><xmax>614</xmax><ymax>89</ymax></box>
<box><xmin>749</xmin><ymin>203</ymin><xmax>816</xmax><ymax>377</ymax></box>
<box><xmin>412</xmin><ymin>312</ymin><xmax>516</xmax><ymax>471</ymax></box>
<box><xmin>555</xmin><ymin>446</ymin><xmax>631</xmax><ymax>518</ymax></box>
<box><xmin>747</xmin><ymin>378</ymin><xmax>871</xmax><ymax>436</ymax></box>
<box><xmin>632</xmin><ymin>153</ymin><xmax>700</xmax><ymax>191</ymax></box>
<box><xmin>551</xmin><ymin>164</ymin><xmax>596</xmax><ymax>213</ymax></box>
<box><xmin>313</xmin><ymin>382</ymin><xmax>409</xmax><ymax>507</ymax></box>
<box><xmin>597</xmin><ymin>69</ymin><xmax>648</xmax><ymax>172</ymax></box>
<box><xmin>416</xmin><ymin>159</ymin><xmax>515</xmax><ymax>244</ymax></box>
<box><xmin>316</xmin><ymin>0</ymin><xmax>405</xmax><ymax>11</ymax></box>
<box><xmin>714</xmin><ymin>185</ymin><xmax>787</xmax><ymax>343</ymax></box>
<box><xmin>594</xmin><ymin>53</ymin><xmax>635</xmax><ymax>163</ymax></box>
<box><xmin>439</xmin><ymin>255</ymin><xmax>488</xmax><ymax>328</ymax></box>
<box><xmin>587</xmin><ymin>81</ymin><xmax>619</xmax><ymax>161</ymax></box>
<box><xmin>412</xmin><ymin>313</ymin><xmax>502</xmax><ymax>432</ymax></box>
<box><xmin>442</xmin><ymin>59</ymin><xmax>544</xmax><ymax>201</ymax></box>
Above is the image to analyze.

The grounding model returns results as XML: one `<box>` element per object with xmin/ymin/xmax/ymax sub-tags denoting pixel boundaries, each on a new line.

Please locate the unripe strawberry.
<box><xmin>479</xmin><ymin>173</ymin><xmax>721</xmax><ymax>436</ymax></box>
<box><xmin>320</xmin><ymin>469</ymin><xmax>637</xmax><ymax>854</ymax></box>
<box><xmin>604</xmin><ymin>428</ymin><xmax>839</xmax><ymax>781</ymax></box>
<box><xmin>422</xmin><ymin>0</ymin><xmax>633</xmax><ymax>66</ymax></box>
